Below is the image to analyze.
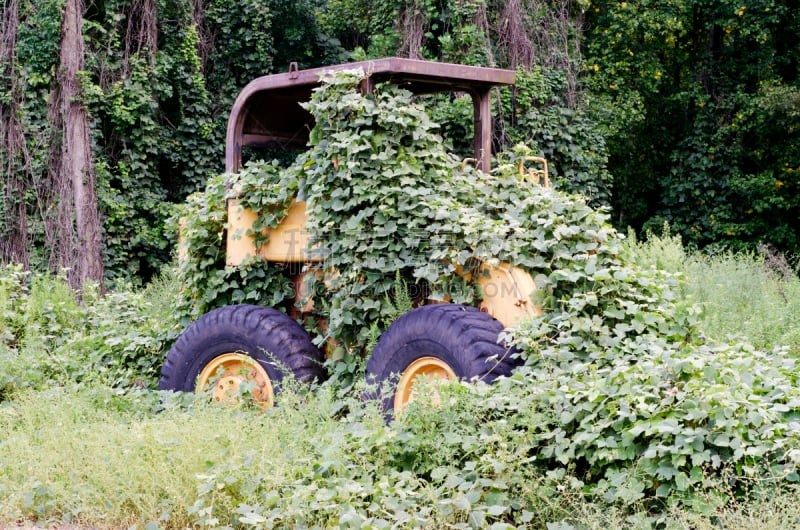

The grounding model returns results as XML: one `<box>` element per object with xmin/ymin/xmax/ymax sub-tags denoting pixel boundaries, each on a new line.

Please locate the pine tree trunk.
<box><xmin>54</xmin><ymin>0</ymin><xmax>104</xmax><ymax>289</ymax></box>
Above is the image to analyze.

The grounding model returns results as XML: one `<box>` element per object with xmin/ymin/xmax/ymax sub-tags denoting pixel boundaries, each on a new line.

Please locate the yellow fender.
<box><xmin>476</xmin><ymin>261</ymin><xmax>541</xmax><ymax>328</ymax></box>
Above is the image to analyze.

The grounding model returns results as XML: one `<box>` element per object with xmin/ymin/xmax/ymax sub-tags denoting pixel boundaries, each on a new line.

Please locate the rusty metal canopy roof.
<box><xmin>225</xmin><ymin>58</ymin><xmax>516</xmax><ymax>172</ymax></box>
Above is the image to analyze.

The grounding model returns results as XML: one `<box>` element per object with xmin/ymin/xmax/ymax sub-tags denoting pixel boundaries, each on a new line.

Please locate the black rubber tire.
<box><xmin>365</xmin><ymin>304</ymin><xmax>520</xmax><ymax>415</ymax></box>
<box><xmin>159</xmin><ymin>304</ymin><xmax>326</xmax><ymax>394</ymax></box>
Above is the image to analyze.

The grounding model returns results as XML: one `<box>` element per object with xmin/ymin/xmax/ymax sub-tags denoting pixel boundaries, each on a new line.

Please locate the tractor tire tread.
<box><xmin>160</xmin><ymin>304</ymin><xmax>325</xmax><ymax>393</ymax></box>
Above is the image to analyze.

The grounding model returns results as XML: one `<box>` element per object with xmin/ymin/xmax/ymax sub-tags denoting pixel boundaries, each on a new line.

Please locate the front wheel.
<box><xmin>365</xmin><ymin>304</ymin><xmax>520</xmax><ymax>416</ymax></box>
<box><xmin>159</xmin><ymin>305</ymin><xmax>325</xmax><ymax>407</ymax></box>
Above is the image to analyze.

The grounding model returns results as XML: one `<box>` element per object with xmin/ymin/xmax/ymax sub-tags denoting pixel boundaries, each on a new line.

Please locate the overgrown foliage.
<box><xmin>2</xmin><ymin>0</ymin><xmax>800</xmax><ymax>524</ymax></box>
<box><xmin>0</xmin><ymin>0</ymin><xmax>346</xmax><ymax>285</ymax></box>
<box><xmin>299</xmin><ymin>71</ymin><xmax>473</xmax><ymax>347</ymax></box>
<box><xmin>3</xmin><ymin>0</ymin><xmax>798</xmax><ymax>283</ymax></box>
<box><xmin>2</xmin><ymin>227</ymin><xmax>800</xmax><ymax>527</ymax></box>
<box><xmin>171</xmin><ymin>71</ymin><xmax>800</xmax><ymax>516</ymax></box>
<box><xmin>324</xmin><ymin>0</ymin><xmax>614</xmax><ymax>207</ymax></box>
<box><xmin>173</xmin><ymin>165</ymin><xmax>296</xmax><ymax>324</ymax></box>
<box><xmin>176</xmin><ymin>69</ymin><xmax>610</xmax><ymax>351</ymax></box>
<box><xmin>630</xmin><ymin>229</ymin><xmax>800</xmax><ymax>357</ymax></box>
<box><xmin>0</xmin><ymin>264</ymin><xmax>179</xmax><ymax>399</ymax></box>
<box><xmin>319</xmin><ymin>0</ymin><xmax>799</xmax><ymax>253</ymax></box>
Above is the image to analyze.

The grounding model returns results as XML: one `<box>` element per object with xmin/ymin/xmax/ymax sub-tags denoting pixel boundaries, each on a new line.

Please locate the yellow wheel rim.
<box><xmin>197</xmin><ymin>352</ymin><xmax>274</xmax><ymax>409</ymax></box>
<box><xmin>394</xmin><ymin>356</ymin><xmax>457</xmax><ymax>412</ymax></box>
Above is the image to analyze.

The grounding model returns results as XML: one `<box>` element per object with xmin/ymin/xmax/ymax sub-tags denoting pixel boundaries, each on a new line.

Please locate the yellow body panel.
<box><xmin>223</xmin><ymin>199</ymin><xmax>540</xmax><ymax>329</ymax></box>
<box><xmin>177</xmin><ymin>217</ymin><xmax>188</xmax><ymax>263</ymax></box>
<box><xmin>477</xmin><ymin>262</ymin><xmax>540</xmax><ymax>328</ymax></box>
<box><xmin>226</xmin><ymin>199</ymin><xmax>319</xmax><ymax>265</ymax></box>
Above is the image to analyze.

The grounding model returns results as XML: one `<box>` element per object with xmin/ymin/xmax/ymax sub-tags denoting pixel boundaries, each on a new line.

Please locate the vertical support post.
<box><xmin>225</xmin><ymin>109</ymin><xmax>243</xmax><ymax>173</ymax></box>
<box><xmin>471</xmin><ymin>89</ymin><xmax>492</xmax><ymax>173</ymax></box>
<box><xmin>359</xmin><ymin>77</ymin><xmax>376</xmax><ymax>95</ymax></box>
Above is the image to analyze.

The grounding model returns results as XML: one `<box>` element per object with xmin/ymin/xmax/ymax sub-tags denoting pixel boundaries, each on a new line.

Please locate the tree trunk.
<box><xmin>52</xmin><ymin>0</ymin><xmax>104</xmax><ymax>290</ymax></box>
<box><xmin>398</xmin><ymin>0</ymin><xmax>424</xmax><ymax>59</ymax></box>
<box><xmin>0</xmin><ymin>0</ymin><xmax>29</xmax><ymax>267</ymax></box>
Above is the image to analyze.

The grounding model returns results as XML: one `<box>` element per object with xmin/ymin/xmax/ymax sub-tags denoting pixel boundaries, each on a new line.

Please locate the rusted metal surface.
<box><xmin>225</xmin><ymin>57</ymin><xmax>515</xmax><ymax>174</ymax></box>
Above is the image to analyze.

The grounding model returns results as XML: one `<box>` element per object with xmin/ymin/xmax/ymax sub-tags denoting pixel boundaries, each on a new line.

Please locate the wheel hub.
<box><xmin>197</xmin><ymin>352</ymin><xmax>274</xmax><ymax>408</ymax></box>
<box><xmin>394</xmin><ymin>356</ymin><xmax>456</xmax><ymax>413</ymax></box>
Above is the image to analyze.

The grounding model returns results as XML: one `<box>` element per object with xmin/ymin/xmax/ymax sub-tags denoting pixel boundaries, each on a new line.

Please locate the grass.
<box><xmin>3</xmin><ymin>383</ymin><xmax>800</xmax><ymax>529</ymax></box>
<box><xmin>4</xmin><ymin>379</ymin><xmax>800</xmax><ymax>530</ymax></box>
<box><xmin>628</xmin><ymin>230</ymin><xmax>800</xmax><ymax>354</ymax></box>
<box><xmin>1</xmin><ymin>236</ymin><xmax>799</xmax><ymax>529</ymax></box>
<box><xmin>2</xmin><ymin>388</ymin><xmax>198</xmax><ymax>526</ymax></box>
<box><xmin>0</xmin><ymin>383</ymin><xmax>368</xmax><ymax>528</ymax></box>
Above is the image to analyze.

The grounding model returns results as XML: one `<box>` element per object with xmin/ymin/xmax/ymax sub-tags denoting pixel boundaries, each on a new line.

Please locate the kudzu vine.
<box><xmin>177</xmin><ymin>70</ymin><xmax>800</xmax><ymax>509</ymax></box>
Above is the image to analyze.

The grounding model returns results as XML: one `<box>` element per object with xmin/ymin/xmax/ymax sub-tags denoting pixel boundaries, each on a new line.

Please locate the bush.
<box><xmin>63</xmin><ymin>273</ymin><xmax>183</xmax><ymax>388</ymax></box>
<box><xmin>0</xmin><ymin>265</ymin><xmax>181</xmax><ymax>398</ymax></box>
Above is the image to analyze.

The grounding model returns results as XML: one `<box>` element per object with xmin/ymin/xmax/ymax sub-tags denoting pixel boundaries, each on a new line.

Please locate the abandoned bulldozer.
<box><xmin>160</xmin><ymin>58</ymin><xmax>548</xmax><ymax>415</ymax></box>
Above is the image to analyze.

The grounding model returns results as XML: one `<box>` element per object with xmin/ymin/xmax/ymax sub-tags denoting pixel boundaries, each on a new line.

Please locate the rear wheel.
<box><xmin>365</xmin><ymin>304</ymin><xmax>520</xmax><ymax>416</ymax></box>
<box><xmin>160</xmin><ymin>304</ymin><xmax>325</xmax><ymax>407</ymax></box>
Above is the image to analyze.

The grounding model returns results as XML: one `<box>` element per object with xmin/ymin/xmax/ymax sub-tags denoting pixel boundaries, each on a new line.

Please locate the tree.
<box><xmin>584</xmin><ymin>0</ymin><xmax>800</xmax><ymax>254</ymax></box>
<box><xmin>0</xmin><ymin>0</ymin><xmax>29</xmax><ymax>268</ymax></box>
<box><xmin>49</xmin><ymin>0</ymin><xmax>104</xmax><ymax>289</ymax></box>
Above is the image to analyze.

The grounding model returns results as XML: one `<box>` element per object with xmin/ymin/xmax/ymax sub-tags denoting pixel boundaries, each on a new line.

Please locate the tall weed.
<box><xmin>625</xmin><ymin>226</ymin><xmax>688</xmax><ymax>275</ymax></box>
<box><xmin>682</xmin><ymin>250</ymin><xmax>800</xmax><ymax>354</ymax></box>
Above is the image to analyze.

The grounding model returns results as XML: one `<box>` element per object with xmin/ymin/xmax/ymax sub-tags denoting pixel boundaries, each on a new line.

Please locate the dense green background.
<box><xmin>1</xmin><ymin>0</ymin><xmax>798</xmax><ymax>284</ymax></box>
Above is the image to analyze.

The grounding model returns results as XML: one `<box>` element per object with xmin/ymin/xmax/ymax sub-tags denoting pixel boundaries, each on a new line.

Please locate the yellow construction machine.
<box><xmin>160</xmin><ymin>58</ymin><xmax>547</xmax><ymax>416</ymax></box>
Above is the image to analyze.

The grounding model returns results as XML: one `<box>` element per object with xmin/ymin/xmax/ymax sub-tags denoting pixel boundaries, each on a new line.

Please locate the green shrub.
<box><xmin>63</xmin><ymin>273</ymin><xmax>183</xmax><ymax>388</ymax></box>
<box><xmin>0</xmin><ymin>266</ymin><xmax>181</xmax><ymax>398</ymax></box>
<box><xmin>0</xmin><ymin>265</ymin><xmax>84</xmax><ymax>396</ymax></box>
<box><xmin>503</xmin><ymin>221</ymin><xmax>800</xmax><ymax>508</ymax></box>
<box><xmin>0</xmin><ymin>265</ymin><xmax>82</xmax><ymax>352</ymax></box>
